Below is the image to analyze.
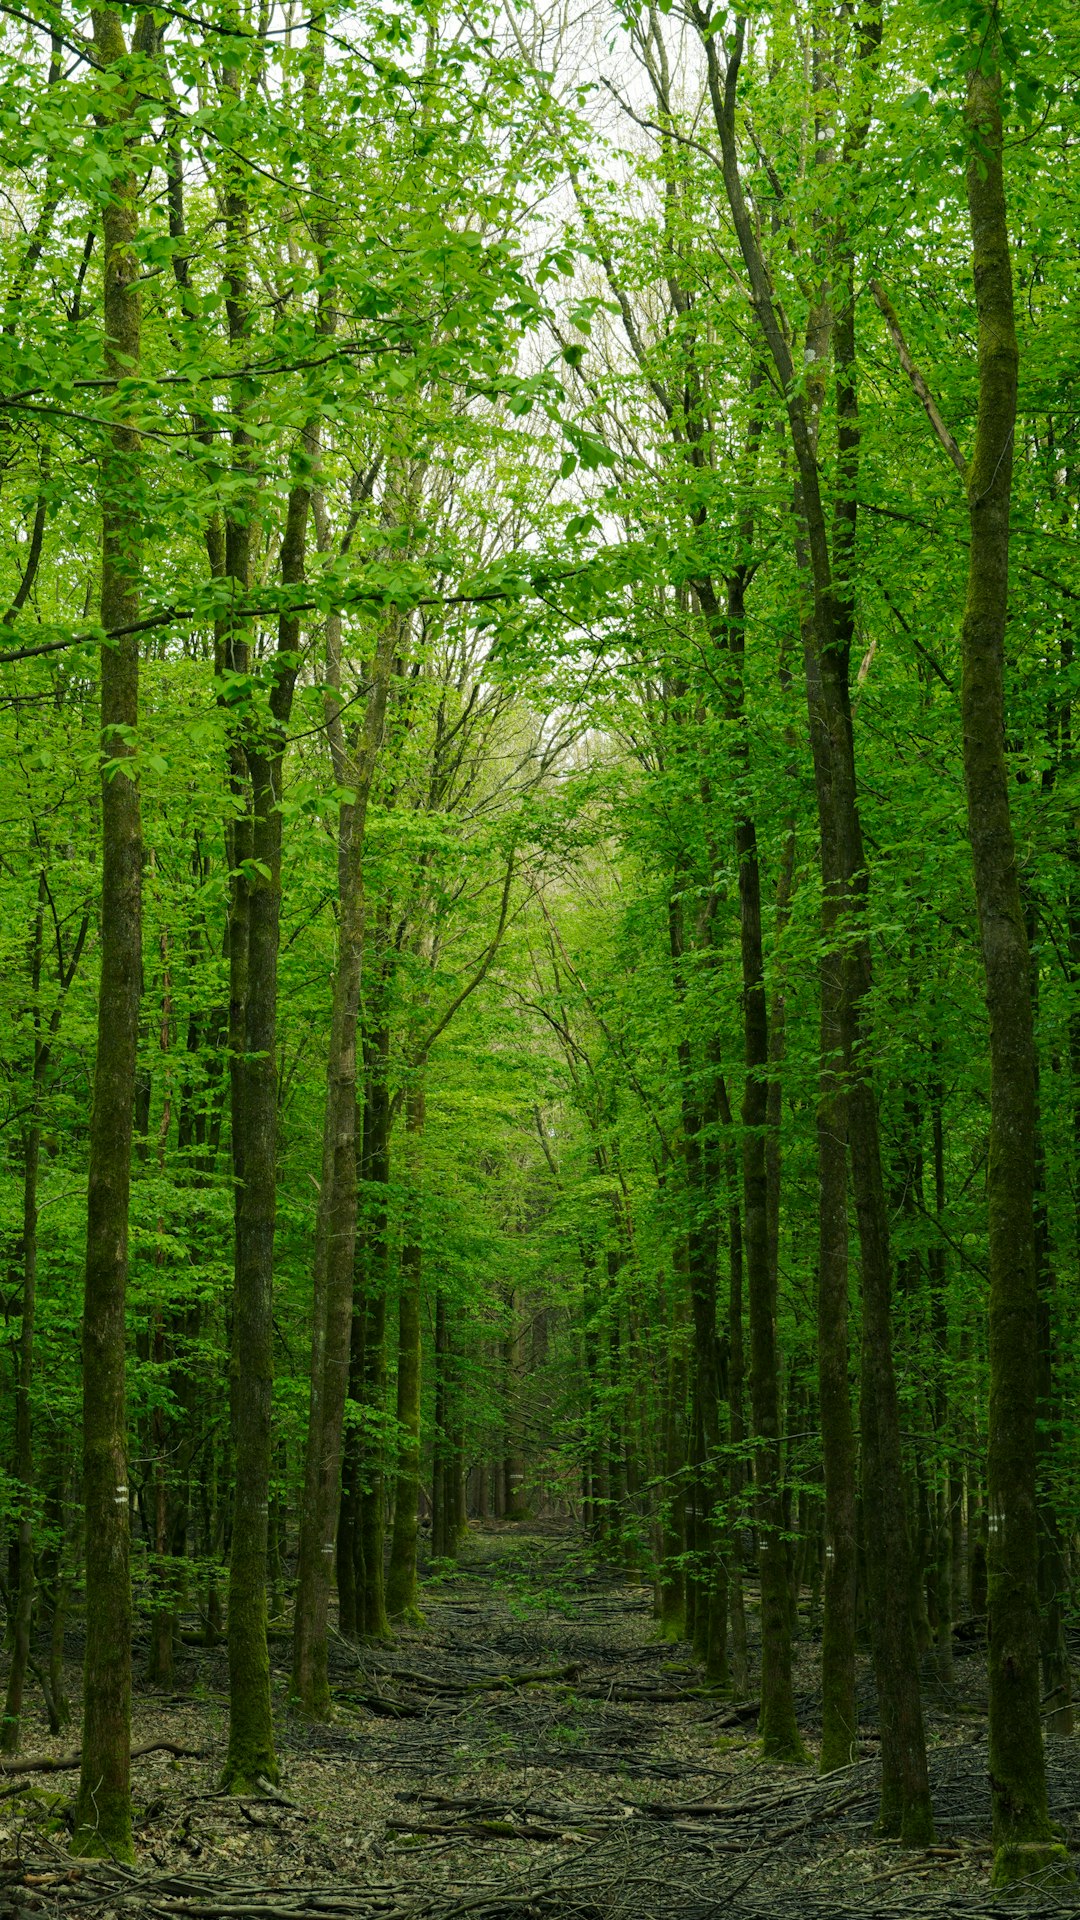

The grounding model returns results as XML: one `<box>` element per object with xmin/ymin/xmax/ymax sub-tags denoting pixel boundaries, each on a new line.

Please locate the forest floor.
<box><xmin>3</xmin><ymin>1524</ymin><xmax>1080</xmax><ymax>1918</ymax></box>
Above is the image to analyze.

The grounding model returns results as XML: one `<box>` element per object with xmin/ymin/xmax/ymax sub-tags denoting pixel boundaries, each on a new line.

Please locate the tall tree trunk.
<box><xmin>1033</xmin><ymin>1100</ymin><xmax>1071</xmax><ymax>1737</ymax></box>
<box><xmin>580</xmin><ymin>1243</ymin><xmax>604</xmax><ymax>1542</ymax></box>
<box><xmin>928</xmin><ymin>1064</ymin><xmax>955</xmax><ymax>1690</ymax></box>
<box><xmin>3</xmin><ymin>1110</ymin><xmax>39</xmax><ymax>1756</ymax></box>
<box><xmin>502</xmin><ymin>1287</ymin><xmax>530</xmax><ymax>1522</ymax></box>
<box><xmin>659</xmin><ymin>862</ymin><xmax>709</xmax><ymax>1650</ymax></box>
<box><xmin>432</xmin><ymin>1293</ymin><xmax>466</xmax><ymax>1562</ymax></box>
<box><xmin>387</xmin><ymin>1084</ymin><xmax>425</xmax><ymax>1620</ymax></box>
<box><xmin>700</xmin><ymin>561</ymin><xmax>803</xmax><ymax>1756</ymax></box>
<box><xmin>336</xmin><ymin>1242</ymin><xmax>365</xmax><ymax>1644</ymax></box>
<box><xmin>699</xmin><ymin>10</ymin><xmax>930</xmax><ymax>1836</ymax></box>
<box><xmin>358</xmin><ymin>1022</ymin><xmax>392</xmax><ymax>1641</ymax></box>
<box><xmin>39</xmin><ymin>1432</ymin><xmax>73</xmax><ymax>1730</ymax></box>
<box><xmin>223</xmin><ymin>472</ymin><xmax>308</xmax><ymax>1788</ymax></box>
<box><xmin>0</xmin><ymin>873</ymin><xmax>85</xmax><ymax>1749</ymax></box>
<box><xmin>431</xmin><ymin>1290</ymin><xmax>451</xmax><ymax>1561</ymax></box>
<box><xmin>72</xmin><ymin>9</ymin><xmax>147</xmax><ymax>1857</ymax></box>
<box><xmin>668</xmin><ymin>887</ymin><xmax>726</xmax><ymax>1686</ymax></box>
<box><xmin>738</xmin><ymin>792</ymin><xmax>797</xmax><ymax>1748</ymax></box>
<box><xmin>291</xmin><ymin>613</ymin><xmax>395</xmax><ymax>1716</ymax></box>
<box><xmin>605</xmin><ymin>1251</ymin><xmax>628</xmax><ymax>1556</ymax></box>
<box><xmin>815</xmin><ymin>916</ymin><xmax>858</xmax><ymax>1776</ymax></box>
<box><xmin>718</xmin><ymin>1082</ymin><xmax>749</xmax><ymax>1695</ymax></box>
<box><xmin>959</xmin><ymin>20</ymin><xmax>1056</xmax><ymax>1880</ymax></box>
<box><xmin>655</xmin><ymin>1281</ymin><xmax>687</xmax><ymax>1641</ymax></box>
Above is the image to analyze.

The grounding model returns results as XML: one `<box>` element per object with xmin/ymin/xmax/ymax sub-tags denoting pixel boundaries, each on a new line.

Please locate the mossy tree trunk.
<box><xmin>580</xmin><ymin>1242</ymin><xmax>604</xmax><ymax>1542</ymax></box>
<box><xmin>960</xmin><ymin>21</ymin><xmax>1056</xmax><ymax>1878</ymax></box>
<box><xmin>3</xmin><ymin>883</ymin><xmax>87</xmax><ymax>1753</ymax></box>
<box><xmin>431</xmin><ymin>1291</ymin><xmax>455</xmax><ymax>1562</ymax></box>
<box><xmin>291</xmin><ymin>611</ymin><xmax>395</xmax><ymax>1716</ymax></box>
<box><xmin>1034</xmin><ymin>1117</ymin><xmax>1072</xmax><ymax>1737</ymax></box>
<box><xmin>702</xmin><ymin>15</ymin><xmax>929</xmax><ymax>1829</ymax></box>
<box><xmin>655</xmin><ymin>1296</ymin><xmax>687</xmax><ymax>1640</ymax></box>
<box><xmin>358</xmin><ymin>1018</ymin><xmax>392</xmax><ymax>1640</ymax></box>
<box><xmin>223</xmin><ymin>468</ymin><xmax>308</xmax><ymax>1789</ymax></box>
<box><xmin>721</xmin><ymin>1104</ymin><xmax>749</xmax><ymax>1695</ymax></box>
<box><xmin>668</xmin><ymin>883</ymin><xmax>726</xmax><ymax>1687</ymax></box>
<box><xmin>927</xmin><ymin>1063</ymin><xmax>955</xmax><ymax>1689</ymax></box>
<box><xmin>700</xmin><ymin>550</ymin><xmax>803</xmax><ymax>1751</ymax></box>
<box><xmin>336</xmin><ymin>1267</ymin><xmax>365</xmax><ymax>1644</ymax></box>
<box><xmin>810</xmin><ymin>328</ymin><xmax>858</xmax><ymax>1761</ymax></box>
<box><xmin>2</xmin><ymin>885</ymin><xmax>45</xmax><ymax>1758</ymax></box>
<box><xmin>502</xmin><ymin>1285</ymin><xmax>530</xmax><ymax>1523</ymax></box>
<box><xmin>387</xmin><ymin>1083</ymin><xmax>425</xmax><ymax>1620</ymax></box>
<box><xmin>72</xmin><ymin>8</ymin><xmax>149</xmax><ymax>1857</ymax></box>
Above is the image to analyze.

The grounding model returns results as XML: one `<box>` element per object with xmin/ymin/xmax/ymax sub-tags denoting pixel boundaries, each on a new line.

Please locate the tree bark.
<box><xmin>72</xmin><ymin>8</ymin><xmax>147</xmax><ymax>1858</ymax></box>
<box><xmin>431</xmin><ymin>1290</ymin><xmax>451</xmax><ymax>1561</ymax></box>
<box><xmin>502</xmin><ymin>1286</ymin><xmax>530</xmax><ymax>1523</ymax></box>
<box><xmin>3</xmin><ymin>1109</ymin><xmax>39</xmax><ymax>1756</ymax></box>
<box><xmin>223</xmin><ymin>472</ymin><xmax>308</xmax><ymax>1788</ymax></box>
<box><xmin>291</xmin><ymin>611</ymin><xmax>396</xmax><ymax>1715</ymax></box>
<box><xmin>358</xmin><ymin>1018</ymin><xmax>392</xmax><ymax>1640</ymax></box>
<box><xmin>668</xmin><ymin>887</ymin><xmax>726</xmax><ymax>1686</ymax></box>
<box><xmin>700</xmin><ymin>557</ymin><xmax>802</xmax><ymax>1753</ymax></box>
<box><xmin>697</xmin><ymin>16</ymin><xmax>930</xmax><ymax>1835</ymax></box>
<box><xmin>386</xmin><ymin>1084</ymin><xmax>425</xmax><ymax>1620</ymax></box>
<box><xmin>960</xmin><ymin>24</ymin><xmax>1056</xmax><ymax>1877</ymax></box>
<box><xmin>3</xmin><ymin>878</ymin><xmax>86</xmax><ymax>1750</ymax></box>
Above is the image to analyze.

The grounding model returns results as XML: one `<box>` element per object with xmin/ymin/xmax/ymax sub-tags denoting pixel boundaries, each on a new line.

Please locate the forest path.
<box><xmin>4</xmin><ymin>1526</ymin><xmax>1080</xmax><ymax>1917</ymax></box>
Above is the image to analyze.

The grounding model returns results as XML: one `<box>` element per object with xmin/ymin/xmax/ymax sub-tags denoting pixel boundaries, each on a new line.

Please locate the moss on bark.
<box><xmin>960</xmin><ymin>17</ymin><xmax>1054</xmax><ymax>1881</ymax></box>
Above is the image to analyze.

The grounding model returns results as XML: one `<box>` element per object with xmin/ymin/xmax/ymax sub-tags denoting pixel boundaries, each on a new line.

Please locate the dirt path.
<box><xmin>2</xmin><ymin>1527</ymin><xmax>1079</xmax><ymax>1916</ymax></box>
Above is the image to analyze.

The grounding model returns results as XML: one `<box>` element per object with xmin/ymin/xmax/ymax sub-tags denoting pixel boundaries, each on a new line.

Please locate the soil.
<box><xmin>2</xmin><ymin>1526</ymin><xmax>1079</xmax><ymax>1918</ymax></box>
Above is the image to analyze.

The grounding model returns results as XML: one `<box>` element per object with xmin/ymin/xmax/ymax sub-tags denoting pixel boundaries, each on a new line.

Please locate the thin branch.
<box><xmin>403</xmin><ymin>845</ymin><xmax>521</xmax><ymax>1086</ymax></box>
<box><xmin>869</xmin><ymin>278</ymin><xmax>967</xmax><ymax>481</ymax></box>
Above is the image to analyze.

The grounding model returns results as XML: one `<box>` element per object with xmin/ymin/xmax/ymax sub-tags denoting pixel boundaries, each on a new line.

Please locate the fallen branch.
<box><xmin>0</xmin><ymin>1738</ymin><xmax>202</xmax><ymax>1777</ymax></box>
<box><xmin>388</xmin><ymin>1816</ymin><xmax>569</xmax><ymax>1843</ymax></box>
<box><xmin>341</xmin><ymin>1689</ymin><xmax>424</xmax><ymax>1718</ymax></box>
<box><xmin>365</xmin><ymin>1663</ymin><xmax>582</xmax><ymax>1695</ymax></box>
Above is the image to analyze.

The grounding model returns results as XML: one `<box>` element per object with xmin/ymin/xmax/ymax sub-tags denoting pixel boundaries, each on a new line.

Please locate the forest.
<box><xmin>0</xmin><ymin>0</ymin><xmax>1078</xmax><ymax>1912</ymax></box>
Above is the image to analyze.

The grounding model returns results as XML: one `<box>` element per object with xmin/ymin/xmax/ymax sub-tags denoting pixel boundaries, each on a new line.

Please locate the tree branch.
<box><xmin>868</xmin><ymin>279</ymin><xmax>967</xmax><ymax>480</ymax></box>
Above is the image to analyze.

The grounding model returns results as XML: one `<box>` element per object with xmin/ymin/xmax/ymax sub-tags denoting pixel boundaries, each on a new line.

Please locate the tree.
<box><xmin>958</xmin><ymin>7</ymin><xmax>1059</xmax><ymax>1883</ymax></box>
<box><xmin>71</xmin><ymin>4</ymin><xmax>150</xmax><ymax>1862</ymax></box>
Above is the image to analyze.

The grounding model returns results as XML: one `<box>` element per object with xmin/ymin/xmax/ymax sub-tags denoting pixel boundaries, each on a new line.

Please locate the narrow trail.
<box><xmin>3</xmin><ymin>1528</ymin><xmax>1079</xmax><ymax>1918</ymax></box>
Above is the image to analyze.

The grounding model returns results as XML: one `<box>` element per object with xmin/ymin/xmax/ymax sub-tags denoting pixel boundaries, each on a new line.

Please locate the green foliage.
<box><xmin>0</xmin><ymin>0</ymin><xmax>1078</xmax><ymax>1866</ymax></box>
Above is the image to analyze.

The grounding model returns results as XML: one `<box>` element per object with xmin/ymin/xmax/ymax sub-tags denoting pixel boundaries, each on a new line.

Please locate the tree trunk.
<box><xmin>655</xmin><ymin>1296</ymin><xmax>686</xmax><ymax>1641</ymax></box>
<box><xmin>710</xmin><ymin>564</ymin><xmax>802</xmax><ymax>1754</ymax></box>
<box><xmin>928</xmin><ymin>1060</ymin><xmax>955</xmax><ymax>1689</ymax></box>
<box><xmin>291</xmin><ymin>612</ymin><xmax>395</xmax><ymax>1716</ymax></box>
<box><xmin>431</xmin><ymin>1291</ymin><xmax>453</xmax><ymax>1561</ymax></box>
<box><xmin>223</xmin><ymin>471</ymin><xmax>307</xmax><ymax>1788</ymax></box>
<box><xmin>3</xmin><ymin>1092</ymin><xmax>39</xmax><ymax>1754</ymax></box>
<box><xmin>358</xmin><ymin>1029</ymin><xmax>392</xmax><ymax>1640</ymax></box>
<box><xmin>40</xmin><ymin>1433</ymin><xmax>73</xmax><ymax>1730</ymax></box>
<box><xmin>960</xmin><ymin>23</ymin><xmax>1056</xmax><ymax>1880</ymax></box>
<box><xmin>1033</xmin><ymin>1122</ymin><xmax>1071</xmax><ymax>1736</ymax></box>
<box><xmin>1</xmin><ymin>872</ymin><xmax>74</xmax><ymax>1751</ymax></box>
<box><xmin>701</xmin><ymin>12</ymin><xmax>930</xmax><ymax>1836</ymax></box>
<box><xmin>716</xmin><ymin>1080</ymin><xmax>749</xmax><ymax>1695</ymax></box>
<box><xmin>72</xmin><ymin>10</ymin><xmax>146</xmax><ymax>1857</ymax></box>
<box><xmin>359</xmin><ymin>1289</ymin><xmax>390</xmax><ymax>1637</ymax></box>
<box><xmin>666</xmin><ymin>877</ymin><xmax>726</xmax><ymax>1683</ymax></box>
<box><xmin>336</xmin><ymin>1265</ymin><xmax>365</xmax><ymax>1644</ymax></box>
<box><xmin>580</xmin><ymin>1245</ymin><xmax>603</xmax><ymax>1541</ymax></box>
<box><xmin>387</xmin><ymin>1085</ymin><xmax>425</xmax><ymax>1620</ymax></box>
<box><xmin>502</xmin><ymin>1287</ymin><xmax>530</xmax><ymax>1522</ymax></box>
